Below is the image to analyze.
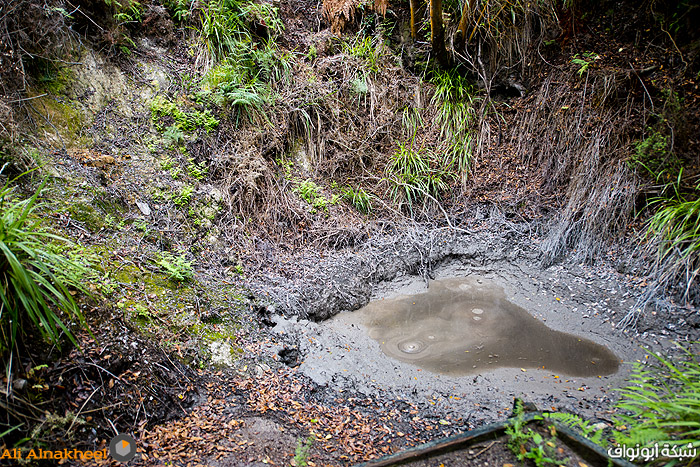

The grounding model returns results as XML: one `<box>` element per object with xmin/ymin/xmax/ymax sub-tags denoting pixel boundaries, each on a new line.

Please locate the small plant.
<box><xmin>103</xmin><ymin>214</ymin><xmax>126</xmax><ymax>231</ymax></box>
<box><xmin>350</xmin><ymin>75</ymin><xmax>369</xmax><ymax>95</ymax></box>
<box><xmin>132</xmin><ymin>303</ymin><xmax>152</xmax><ymax>321</ymax></box>
<box><xmin>155</xmin><ymin>251</ymin><xmax>194</xmax><ymax>282</ymax></box>
<box><xmin>275</xmin><ymin>157</ymin><xmax>294</xmax><ymax>178</ymax></box>
<box><xmin>306</xmin><ymin>44</ymin><xmax>317</xmax><ymax>61</ymax></box>
<box><xmin>106</xmin><ymin>0</ymin><xmax>143</xmax><ymax>23</ymax></box>
<box><xmin>160</xmin><ymin>157</ymin><xmax>176</xmax><ymax>171</ymax></box>
<box><xmin>342</xmin><ymin>35</ymin><xmax>382</xmax><ymax>73</ymax></box>
<box><xmin>296</xmin><ymin>180</ymin><xmax>321</xmax><ymax>204</ymax></box>
<box><xmin>171</xmin><ymin>185</ymin><xmax>194</xmax><ymax>207</ymax></box>
<box><xmin>295</xmin><ymin>180</ymin><xmax>338</xmax><ymax>213</ymax></box>
<box><xmin>150</xmin><ymin>96</ymin><xmax>219</xmax><ymax>133</ymax></box>
<box><xmin>342</xmin><ymin>186</ymin><xmax>372</xmax><ymax>214</ymax></box>
<box><xmin>169</xmin><ymin>166</ymin><xmax>182</xmax><ymax>179</ymax></box>
<box><xmin>187</xmin><ymin>158</ymin><xmax>208</xmax><ymax>180</ymax></box>
<box><xmin>293</xmin><ymin>436</ymin><xmax>314</xmax><ymax>467</ymax></box>
<box><xmin>163</xmin><ymin>0</ymin><xmax>192</xmax><ymax>21</ymax></box>
<box><xmin>505</xmin><ymin>401</ymin><xmax>567</xmax><ymax>466</ymax></box>
<box><xmin>571</xmin><ymin>51</ymin><xmax>600</xmax><ymax>77</ymax></box>
<box><xmin>163</xmin><ymin>125</ymin><xmax>185</xmax><ymax>146</ymax></box>
<box><xmin>103</xmin><ymin>0</ymin><xmax>143</xmax><ymax>53</ymax></box>
<box><xmin>629</xmin><ymin>129</ymin><xmax>680</xmax><ymax>181</ymax></box>
<box><xmin>0</xmin><ymin>177</ymin><xmax>91</xmax><ymax>355</ymax></box>
<box><xmin>134</xmin><ymin>219</ymin><xmax>152</xmax><ymax>236</ymax></box>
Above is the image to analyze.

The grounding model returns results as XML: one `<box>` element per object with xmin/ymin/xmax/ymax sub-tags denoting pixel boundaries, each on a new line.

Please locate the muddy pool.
<box><xmin>353</xmin><ymin>277</ymin><xmax>620</xmax><ymax>377</ymax></box>
<box><xmin>270</xmin><ymin>260</ymin><xmax>645</xmax><ymax>423</ymax></box>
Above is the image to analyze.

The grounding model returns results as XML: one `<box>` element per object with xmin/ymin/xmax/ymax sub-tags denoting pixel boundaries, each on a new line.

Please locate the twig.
<box><xmin>468</xmin><ymin>440</ymin><xmax>496</xmax><ymax>459</ymax></box>
<box><xmin>81</xmin><ymin>402</ymin><xmax>123</xmax><ymax>414</ymax></box>
<box><xmin>66</xmin><ymin>386</ymin><xmax>100</xmax><ymax>435</ymax></box>
<box><xmin>630</xmin><ymin>62</ymin><xmax>654</xmax><ymax>114</ymax></box>
<box><xmin>6</xmin><ymin>93</ymin><xmax>47</xmax><ymax>104</ymax></box>
<box><xmin>106</xmin><ymin>417</ymin><xmax>119</xmax><ymax>436</ymax></box>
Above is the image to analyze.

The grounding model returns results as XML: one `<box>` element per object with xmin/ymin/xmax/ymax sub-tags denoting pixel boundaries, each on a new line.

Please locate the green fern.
<box><xmin>613</xmin><ymin>344</ymin><xmax>700</xmax><ymax>450</ymax></box>
<box><xmin>540</xmin><ymin>412</ymin><xmax>605</xmax><ymax>446</ymax></box>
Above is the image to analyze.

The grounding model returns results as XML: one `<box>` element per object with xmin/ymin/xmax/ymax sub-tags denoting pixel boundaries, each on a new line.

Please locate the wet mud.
<box><xmin>268</xmin><ymin>250</ymin><xmax>650</xmax><ymax>425</ymax></box>
<box><xmin>260</xmin><ymin>227</ymin><xmax>697</xmax><ymax>429</ymax></box>
<box><xmin>355</xmin><ymin>277</ymin><xmax>620</xmax><ymax>377</ymax></box>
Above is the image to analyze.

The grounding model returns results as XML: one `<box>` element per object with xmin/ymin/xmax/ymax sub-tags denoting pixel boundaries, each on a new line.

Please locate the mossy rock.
<box><xmin>67</xmin><ymin>202</ymin><xmax>104</xmax><ymax>232</ymax></box>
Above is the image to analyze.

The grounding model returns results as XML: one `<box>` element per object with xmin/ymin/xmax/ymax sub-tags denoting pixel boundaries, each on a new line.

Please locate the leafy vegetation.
<box><xmin>538</xmin><ymin>344</ymin><xmax>700</xmax><ymax>462</ymax></box>
<box><xmin>430</xmin><ymin>69</ymin><xmax>477</xmax><ymax>180</ymax></box>
<box><xmin>163</xmin><ymin>125</ymin><xmax>186</xmax><ymax>146</ymax></box>
<box><xmin>385</xmin><ymin>141</ymin><xmax>453</xmax><ymax>209</ymax></box>
<box><xmin>196</xmin><ymin>39</ymin><xmax>290</xmax><ymax>125</ymax></box>
<box><xmin>505</xmin><ymin>401</ymin><xmax>567</xmax><ymax>466</ymax></box>
<box><xmin>187</xmin><ymin>159</ymin><xmax>208</xmax><ymax>181</ymax></box>
<box><xmin>154</xmin><ymin>251</ymin><xmax>194</xmax><ymax>282</ymax></box>
<box><xmin>647</xmin><ymin>183</ymin><xmax>700</xmax><ymax>285</ymax></box>
<box><xmin>571</xmin><ymin>51</ymin><xmax>600</xmax><ymax>76</ymax></box>
<box><xmin>0</xmin><ymin>178</ymin><xmax>91</xmax><ymax>357</ymax></box>
<box><xmin>613</xmin><ymin>343</ymin><xmax>700</xmax><ymax>450</ymax></box>
<box><xmin>170</xmin><ymin>185</ymin><xmax>194</xmax><ymax>207</ymax></box>
<box><xmin>150</xmin><ymin>96</ymin><xmax>219</xmax><ymax>133</ymax></box>
<box><xmin>342</xmin><ymin>186</ymin><xmax>372</xmax><ymax>214</ymax></box>
<box><xmin>293</xmin><ymin>436</ymin><xmax>314</xmax><ymax>466</ymax></box>
<box><xmin>198</xmin><ymin>0</ymin><xmax>283</xmax><ymax>61</ymax></box>
<box><xmin>341</xmin><ymin>35</ymin><xmax>383</xmax><ymax>73</ymax></box>
<box><xmin>295</xmin><ymin>180</ymin><xmax>339</xmax><ymax>213</ymax></box>
<box><xmin>163</xmin><ymin>0</ymin><xmax>192</xmax><ymax>22</ymax></box>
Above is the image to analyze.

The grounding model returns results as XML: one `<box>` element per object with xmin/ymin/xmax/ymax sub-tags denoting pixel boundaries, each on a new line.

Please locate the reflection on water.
<box><xmin>354</xmin><ymin>277</ymin><xmax>619</xmax><ymax>377</ymax></box>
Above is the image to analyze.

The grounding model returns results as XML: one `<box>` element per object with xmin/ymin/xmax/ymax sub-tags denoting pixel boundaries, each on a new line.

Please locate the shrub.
<box><xmin>0</xmin><ymin>178</ymin><xmax>90</xmax><ymax>354</ymax></box>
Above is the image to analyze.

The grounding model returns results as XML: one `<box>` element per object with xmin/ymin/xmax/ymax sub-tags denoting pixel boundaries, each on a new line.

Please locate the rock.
<box><xmin>136</xmin><ymin>200</ymin><xmax>151</xmax><ymax>216</ymax></box>
<box><xmin>13</xmin><ymin>379</ymin><xmax>27</xmax><ymax>391</ymax></box>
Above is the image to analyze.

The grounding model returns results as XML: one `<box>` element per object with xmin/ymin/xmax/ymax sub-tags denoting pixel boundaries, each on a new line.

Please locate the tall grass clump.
<box><xmin>0</xmin><ymin>178</ymin><xmax>91</xmax><ymax>358</ymax></box>
<box><xmin>430</xmin><ymin>69</ymin><xmax>478</xmax><ymax>182</ymax></box>
<box><xmin>342</xmin><ymin>186</ymin><xmax>372</xmax><ymax>214</ymax></box>
<box><xmin>613</xmin><ymin>343</ymin><xmax>700</xmax><ymax>452</ymax></box>
<box><xmin>341</xmin><ymin>35</ymin><xmax>383</xmax><ymax>73</ymax></box>
<box><xmin>385</xmin><ymin>141</ymin><xmax>453</xmax><ymax>209</ymax></box>
<box><xmin>197</xmin><ymin>0</ymin><xmax>284</xmax><ymax>62</ymax></box>
<box><xmin>644</xmin><ymin>180</ymin><xmax>700</xmax><ymax>300</ymax></box>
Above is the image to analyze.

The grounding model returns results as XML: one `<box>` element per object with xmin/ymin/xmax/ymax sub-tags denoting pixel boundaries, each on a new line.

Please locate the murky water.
<box><xmin>353</xmin><ymin>277</ymin><xmax>619</xmax><ymax>377</ymax></box>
